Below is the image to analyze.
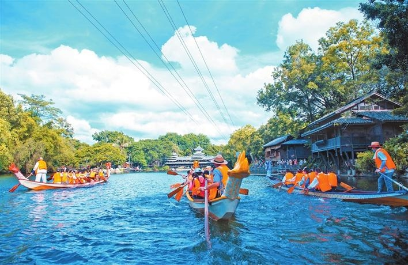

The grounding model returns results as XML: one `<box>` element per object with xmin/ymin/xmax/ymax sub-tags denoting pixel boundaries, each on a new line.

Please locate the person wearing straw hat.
<box><xmin>369</xmin><ymin>141</ymin><xmax>396</xmax><ymax>193</ymax></box>
<box><xmin>200</xmin><ymin>154</ymin><xmax>230</xmax><ymax>197</ymax></box>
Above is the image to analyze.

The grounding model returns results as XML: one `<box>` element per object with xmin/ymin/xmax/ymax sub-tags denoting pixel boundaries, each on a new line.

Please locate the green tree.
<box><xmin>359</xmin><ymin>0</ymin><xmax>408</xmax><ymax>117</ymax></box>
<box><xmin>317</xmin><ymin>19</ymin><xmax>387</xmax><ymax>104</ymax></box>
<box><xmin>257</xmin><ymin>41</ymin><xmax>320</xmax><ymax>123</ymax></box>
<box><xmin>223</xmin><ymin>125</ymin><xmax>259</xmax><ymax>166</ymax></box>
<box><xmin>360</xmin><ymin>0</ymin><xmax>408</xmax><ymax>72</ymax></box>
<box><xmin>257</xmin><ymin>111</ymin><xmax>306</xmax><ymax>145</ymax></box>
<box><xmin>18</xmin><ymin>94</ymin><xmax>62</xmax><ymax>123</ymax></box>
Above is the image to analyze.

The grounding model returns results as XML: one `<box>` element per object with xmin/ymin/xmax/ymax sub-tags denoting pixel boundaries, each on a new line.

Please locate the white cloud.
<box><xmin>162</xmin><ymin>26</ymin><xmax>239</xmax><ymax>75</ymax></box>
<box><xmin>66</xmin><ymin>115</ymin><xmax>98</xmax><ymax>144</ymax></box>
<box><xmin>0</xmin><ymin>29</ymin><xmax>275</xmax><ymax>145</ymax></box>
<box><xmin>276</xmin><ymin>7</ymin><xmax>364</xmax><ymax>52</ymax></box>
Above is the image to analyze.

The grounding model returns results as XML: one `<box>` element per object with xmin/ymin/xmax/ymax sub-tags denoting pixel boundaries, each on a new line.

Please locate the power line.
<box><xmin>116</xmin><ymin>0</ymin><xmax>220</xmax><ymax>132</ymax></box>
<box><xmin>68</xmin><ymin>0</ymin><xmax>198</xmax><ymax>125</ymax></box>
<box><xmin>158</xmin><ymin>0</ymin><xmax>231</xmax><ymax>128</ymax></box>
<box><xmin>176</xmin><ymin>0</ymin><xmax>235</xmax><ymax>126</ymax></box>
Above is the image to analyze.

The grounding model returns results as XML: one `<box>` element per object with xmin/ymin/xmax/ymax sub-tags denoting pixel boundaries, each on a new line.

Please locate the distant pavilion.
<box><xmin>165</xmin><ymin>146</ymin><xmax>214</xmax><ymax>169</ymax></box>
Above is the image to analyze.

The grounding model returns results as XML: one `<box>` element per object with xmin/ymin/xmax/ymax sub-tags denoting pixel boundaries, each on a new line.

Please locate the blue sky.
<box><xmin>0</xmin><ymin>0</ymin><xmax>364</xmax><ymax>145</ymax></box>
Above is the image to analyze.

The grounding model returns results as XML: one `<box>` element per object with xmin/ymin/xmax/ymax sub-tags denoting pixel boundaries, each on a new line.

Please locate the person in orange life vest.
<box><xmin>200</xmin><ymin>154</ymin><xmax>229</xmax><ymax>197</ymax></box>
<box><xmin>192</xmin><ymin>168</ymin><xmax>206</xmax><ymax>198</ymax></box>
<box><xmin>52</xmin><ymin>169</ymin><xmax>62</xmax><ymax>184</ymax></box>
<box><xmin>293</xmin><ymin>169</ymin><xmax>306</xmax><ymax>187</ymax></box>
<box><xmin>307</xmin><ymin>168</ymin><xmax>323</xmax><ymax>191</ymax></box>
<box><xmin>32</xmin><ymin>157</ymin><xmax>48</xmax><ymax>183</ymax></box>
<box><xmin>281</xmin><ymin>169</ymin><xmax>294</xmax><ymax>185</ymax></box>
<box><xmin>308</xmin><ymin>168</ymin><xmax>317</xmax><ymax>188</ymax></box>
<box><xmin>203</xmin><ymin>166</ymin><xmax>217</xmax><ymax>200</ymax></box>
<box><xmin>369</xmin><ymin>141</ymin><xmax>396</xmax><ymax>193</ymax></box>
<box><xmin>327</xmin><ymin>170</ymin><xmax>338</xmax><ymax>190</ymax></box>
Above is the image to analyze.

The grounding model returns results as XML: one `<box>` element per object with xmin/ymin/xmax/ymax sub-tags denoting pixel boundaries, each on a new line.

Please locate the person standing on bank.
<box><xmin>265</xmin><ymin>158</ymin><xmax>272</xmax><ymax>177</ymax></box>
<box><xmin>369</xmin><ymin>141</ymin><xmax>396</xmax><ymax>193</ymax></box>
<box><xmin>32</xmin><ymin>157</ymin><xmax>48</xmax><ymax>183</ymax></box>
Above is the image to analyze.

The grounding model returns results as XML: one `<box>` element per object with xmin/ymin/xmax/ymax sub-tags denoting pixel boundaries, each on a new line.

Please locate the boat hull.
<box><xmin>17</xmin><ymin>179</ymin><xmax>107</xmax><ymax>190</ymax></box>
<box><xmin>269</xmin><ymin>177</ymin><xmax>408</xmax><ymax>207</ymax></box>
<box><xmin>186</xmin><ymin>192</ymin><xmax>240</xmax><ymax>220</ymax></box>
<box><xmin>9</xmin><ymin>164</ymin><xmax>109</xmax><ymax>191</ymax></box>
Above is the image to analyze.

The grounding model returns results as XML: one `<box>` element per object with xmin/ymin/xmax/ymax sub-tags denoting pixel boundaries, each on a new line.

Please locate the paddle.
<box><xmin>287</xmin><ymin>185</ymin><xmax>296</xmax><ymax>194</ymax></box>
<box><xmin>272</xmin><ymin>182</ymin><xmax>283</xmax><ymax>188</ymax></box>
<box><xmin>340</xmin><ymin>182</ymin><xmax>354</xmax><ymax>192</ymax></box>
<box><xmin>204</xmin><ymin>174</ymin><xmax>210</xmax><ymax>247</ymax></box>
<box><xmin>167</xmin><ymin>183</ymin><xmax>186</xmax><ymax>198</ymax></box>
<box><xmin>174</xmin><ymin>187</ymin><xmax>185</xmax><ymax>201</ymax></box>
<box><xmin>239</xmin><ymin>188</ymin><xmax>249</xmax><ymax>195</ymax></box>
<box><xmin>9</xmin><ymin>183</ymin><xmax>20</xmax><ymax>193</ymax></box>
<box><xmin>380</xmin><ymin>173</ymin><xmax>408</xmax><ymax>192</ymax></box>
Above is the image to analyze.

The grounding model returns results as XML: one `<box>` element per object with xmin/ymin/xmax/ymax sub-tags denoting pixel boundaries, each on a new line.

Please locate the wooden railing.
<box><xmin>311</xmin><ymin>135</ymin><xmax>382</xmax><ymax>153</ymax></box>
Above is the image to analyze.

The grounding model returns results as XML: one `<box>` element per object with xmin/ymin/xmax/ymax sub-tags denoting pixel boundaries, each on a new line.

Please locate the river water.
<box><xmin>1</xmin><ymin>172</ymin><xmax>407</xmax><ymax>264</ymax></box>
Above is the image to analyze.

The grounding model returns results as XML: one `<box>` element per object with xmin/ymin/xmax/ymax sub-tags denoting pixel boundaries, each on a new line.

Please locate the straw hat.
<box><xmin>211</xmin><ymin>154</ymin><xmax>228</xmax><ymax>164</ymax></box>
<box><xmin>368</xmin><ymin>141</ymin><xmax>381</xmax><ymax>148</ymax></box>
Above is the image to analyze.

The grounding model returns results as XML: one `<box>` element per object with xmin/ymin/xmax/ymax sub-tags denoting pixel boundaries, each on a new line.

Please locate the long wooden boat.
<box><xmin>8</xmin><ymin>163</ymin><xmax>110</xmax><ymax>191</ymax></box>
<box><xmin>269</xmin><ymin>177</ymin><xmax>408</xmax><ymax>207</ymax></box>
<box><xmin>186</xmin><ymin>151</ymin><xmax>251</xmax><ymax>220</ymax></box>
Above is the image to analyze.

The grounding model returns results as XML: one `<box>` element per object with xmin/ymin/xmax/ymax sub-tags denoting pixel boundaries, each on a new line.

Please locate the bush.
<box><xmin>355</xmin><ymin>151</ymin><xmax>375</xmax><ymax>174</ymax></box>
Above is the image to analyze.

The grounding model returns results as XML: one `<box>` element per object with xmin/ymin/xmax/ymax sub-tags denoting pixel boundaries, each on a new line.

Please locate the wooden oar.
<box><xmin>239</xmin><ymin>188</ymin><xmax>249</xmax><ymax>195</ymax></box>
<box><xmin>204</xmin><ymin>175</ymin><xmax>210</xmax><ymax>247</ymax></box>
<box><xmin>167</xmin><ymin>183</ymin><xmax>186</xmax><ymax>198</ymax></box>
<box><xmin>167</xmin><ymin>170</ymin><xmax>179</xmax><ymax>176</ymax></box>
<box><xmin>272</xmin><ymin>182</ymin><xmax>283</xmax><ymax>188</ymax></box>
<box><xmin>9</xmin><ymin>183</ymin><xmax>20</xmax><ymax>193</ymax></box>
<box><xmin>174</xmin><ymin>188</ymin><xmax>184</xmax><ymax>201</ymax></box>
<box><xmin>287</xmin><ymin>185</ymin><xmax>296</xmax><ymax>194</ymax></box>
<box><xmin>340</xmin><ymin>182</ymin><xmax>354</xmax><ymax>192</ymax></box>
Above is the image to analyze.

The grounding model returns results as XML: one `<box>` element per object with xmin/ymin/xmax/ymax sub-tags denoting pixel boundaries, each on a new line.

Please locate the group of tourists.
<box><xmin>281</xmin><ymin>168</ymin><xmax>339</xmax><ymax>192</ymax></box>
<box><xmin>184</xmin><ymin>154</ymin><xmax>230</xmax><ymax>200</ymax></box>
<box><xmin>27</xmin><ymin>157</ymin><xmax>107</xmax><ymax>184</ymax></box>
<box><xmin>279</xmin><ymin>141</ymin><xmax>397</xmax><ymax>193</ymax></box>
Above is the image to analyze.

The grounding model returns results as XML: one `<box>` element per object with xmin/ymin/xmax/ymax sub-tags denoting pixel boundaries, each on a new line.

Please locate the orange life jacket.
<box><xmin>53</xmin><ymin>172</ymin><xmax>62</xmax><ymax>183</ymax></box>
<box><xmin>308</xmin><ymin>171</ymin><xmax>317</xmax><ymax>185</ymax></box>
<box><xmin>192</xmin><ymin>176</ymin><xmax>205</xmax><ymax>197</ymax></box>
<box><xmin>38</xmin><ymin>160</ymin><xmax>47</xmax><ymax>170</ymax></box>
<box><xmin>216</xmin><ymin>164</ymin><xmax>230</xmax><ymax>189</ymax></box>
<box><xmin>317</xmin><ymin>173</ymin><xmax>331</xmax><ymax>192</ymax></box>
<box><xmin>327</xmin><ymin>172</ymin><xmax>338</xmax><ymax>187</ymax></box>
<box><xmin>374</xmin><ymin>148</ymin><xmax>396</xmax><ymax>172</ymax></box>
<box><xmin>283</xmin><ymin>172</ymin><xmax>294</xmax><ymax>185</ymax></box>
<box><xmin>294</xmin><ymin>172</ymin><xmax>304</xmax><ymax>185</ymax></box>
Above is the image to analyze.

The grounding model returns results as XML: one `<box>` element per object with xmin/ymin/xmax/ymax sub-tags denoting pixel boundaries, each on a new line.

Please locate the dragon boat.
<box><xmin>269</xmin><ymin>176</ymin><xmax>408</xmax><ymax>207</ymax></box>
<box><xmin>185</xmin><ymin>151</ymin><xmax>251</xmax><ymax>220</ymax></box>
<box><xmin>8</xmin><ymin>163</ymin><xmax>110</xmax><ymax>191</ymax></box>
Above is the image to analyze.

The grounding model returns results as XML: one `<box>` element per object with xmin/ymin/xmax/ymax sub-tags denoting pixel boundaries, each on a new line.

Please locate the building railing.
<box><xmin>311</xmin><ymin>135</ymin><xmax>382</xmax><ymax>153</ymax></box>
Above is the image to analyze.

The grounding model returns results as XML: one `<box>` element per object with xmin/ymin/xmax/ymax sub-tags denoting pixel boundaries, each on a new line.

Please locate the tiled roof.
<box><xmin>356</xmin><ymin>111</ymin><xmax>408</xmax><ymax>122</ymax></box>
<box><xmin>263</xmin><ymin>134</ymin><xmax>292</xmax><ymax>148</ymax></box>
<box><xmin>281</xmin><ymin>139</ymin><xmax>310</xmax><ymax>145</ymax></box>
<box><xmin>307</xmin><ymin>91</ymin><xmax>400</xmax><ymax>127</ymax></box>
<box><xmin>302</xmin><ymin>117</ymin><xmax>374</xmax><ymax>137</ymax></box>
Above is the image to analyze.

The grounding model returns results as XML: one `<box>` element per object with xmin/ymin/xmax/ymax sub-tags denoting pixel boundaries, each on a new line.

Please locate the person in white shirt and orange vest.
<box><xmin>369</xmin><ymin>141</ymin><xmax>396</xmax><ymax>193</ymax></box>
<box><xmin>32</xmin><ymin>157</ymin><xmax>48</xmax><ymax>183</ymax></box>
